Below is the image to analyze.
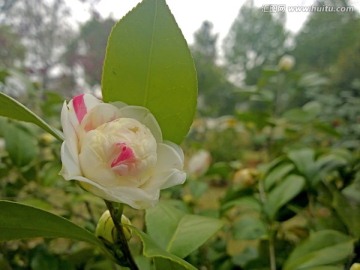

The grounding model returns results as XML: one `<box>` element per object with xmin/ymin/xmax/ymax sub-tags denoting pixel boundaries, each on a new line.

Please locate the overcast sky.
<box><xmin>68</xmin><ymin>0</ymin><xmax>360</xmax><ymax>46</ymax></box>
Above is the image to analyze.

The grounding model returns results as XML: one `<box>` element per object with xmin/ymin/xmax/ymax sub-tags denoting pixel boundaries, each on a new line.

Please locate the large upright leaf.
<box><xmin>102</xmin><ymin>0</ymin><xmax>197</xmax><ymax>144</ymax></box>
<box><xmin>0</xmin><ymin>92</ymin><xmax>63</xmax><ymax>141</ymax></box>
<box><xmin>145</xmin><ymin>202</ymin><xmax>223</xmax><ymax>258</ymax></box>
<box><xmin>0</xmin><ymin>200</ymin><xmax>101</xmax><ymax>247</ymax></box>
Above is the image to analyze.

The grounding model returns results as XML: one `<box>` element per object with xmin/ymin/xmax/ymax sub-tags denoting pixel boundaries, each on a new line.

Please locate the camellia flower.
<box><xmin>187</xmin><ymin>150</ymin><xmax>211</xmax><ymax>178</ymax></box>
<box><xmin>60</xmin><ymin>94</ymin><xmax>186</xmax><ymax>209</ymax></box>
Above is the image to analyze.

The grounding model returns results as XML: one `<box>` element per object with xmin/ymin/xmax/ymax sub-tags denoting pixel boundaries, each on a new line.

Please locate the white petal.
<box><xmin>106</xmin><ymin>186</ymin><xmax>159</xmax><ymax>209</ymax></box>
<box><xmin>163</xmin><ymin>141</ymin><xmax>184</xmax><ymax>162</ymax></box>
<box><xmin>60</xmin><ymin>103</ymin><xmax>80</xmax><ymax>162</ymax></box>
<box><xmin>81</xmin><ymin>103</ymin><xmax>121</xmax><ymax>131</ymax></box>
<box><xmin>144</xmin><ymin>169</ymin><xmax>186</xmax><ymax>191</ymax></box>
<box><xmin>75</xmin><ymin>177</ymin><xmax>159</xmax><ymax>209</ymax></box>
<box><xmin>141</xmin><ymin>143</ymin><xmax>186</xmax><ymax>191</ymax></box>
<box><xmin>60</xmin><ymin>142</ymin><xmax>81</xmax><ymax>180</ymax></box>
<box><xmin>78</xmin><ymin>134</ymin><xmax>119</xmax><ymax>187</ymax></box>
<box><xmin>110</xmin><ymin>101</ymin><xmax>128</xmax><ymax>109</ymax></box>
<box><xmin>67</xmin><ymin>94</ymin><xmax>101</xmax><ymax>127</ymax></box>
<box><xmin>159</xmin><ymin>169</ymin><xmax>186</xmax><ymax>189</ymax></box>
<box><xmin>82</xmin><ymin>93</ymin><xmax>102</xmax><ymax>109</ymax></box>
<box><xmin>156</xmin><ymin>143</ymin><xmax>184</xmax><ymax>171</ymax></box>
<box><xmin>118</xmin><ymin>105</ymin><xmax>162</xmax><ymax>142</ymax></box>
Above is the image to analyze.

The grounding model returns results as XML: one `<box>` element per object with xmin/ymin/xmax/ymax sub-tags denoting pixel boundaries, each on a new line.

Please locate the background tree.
<box><xmin>223</xmin><ymin>0</ymin><xmax>288</xmax><ymax>85</ymax></box>
<box><xmin>293</xmin><ymin>0</ymin><xmax>358</xmax><ymax>73</ymax></box>
<box><xmin>0</xmin><ymin>25</ymin><xmax>25</xmax><ymax>68</ymax></box>
<box><xmin>0</xmin><ymin>0</ymin><xmax>74</xmax><ymax>90</ymax></box>
<box><xmin>64</xmin><ymin>13</ymin><xmax>115</xmax><ymax>91</ymax></box>
<box><xmin>333</xmin><ymin>35</ymin><xmax>360</xmax><ymax>95</ymax></box>
<box><xmin>191</xmin><ymin>21</ymin><xmax>237</xmax><ymax>116</ymax></box>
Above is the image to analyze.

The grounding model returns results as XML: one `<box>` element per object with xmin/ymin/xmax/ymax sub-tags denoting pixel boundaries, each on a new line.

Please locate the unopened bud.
<box><xmin>95</xmin><ymin>210</ymin><xmax>132</xmax><ymax>244</ymax></box>
<box><xmin>39</xmin><ymin>133</ymin><xmax>55</xmax><ymax>145</ymax></box>
<box><xmin>0</xmin><ymin>138</ymin><xmax>5</xmax><ymax>151</ymax></box>
<box><xmin>278</xmin><ymin>55</ymin><xmax>295</xmax><ymax>71</ymax></box>
<box><xmin>233</xmin><ymin>168</ymin><xmax>257</xmax><ymax>187</ymax></box>
<box><xmin>350</xmin><ymin>263</ymin><xmax>360</xmax><ymax>270</ymax></box>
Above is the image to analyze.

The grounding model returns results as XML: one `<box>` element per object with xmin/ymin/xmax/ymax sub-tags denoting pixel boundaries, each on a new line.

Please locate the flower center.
<box><xmin>110</xmin><ymin>143</ymin><xmax>137</xmax><ymax>175</ymax></box>
<box><xmin>111</xmin><ymin>143</ymin><xmax>135</xmax><ymax>167</ymax></box>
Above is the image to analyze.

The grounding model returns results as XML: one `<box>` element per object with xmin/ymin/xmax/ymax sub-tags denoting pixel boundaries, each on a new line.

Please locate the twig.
<box><xmin>104</xmin><ymin>200</ymin><xmax>139</xmax><ymax>270</ymax></box>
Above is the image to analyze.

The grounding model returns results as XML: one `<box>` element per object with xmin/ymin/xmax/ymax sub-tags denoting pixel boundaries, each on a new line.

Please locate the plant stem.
<box><xmin>269</xmin><ymin>228</ymin><xmax>277</xmax><ymax>270</ymax></box>
<box><xmin>104</xmin><ymin>200</ymin><xmax>139</xmax><ymax>270</ymax></box>
<box><xmin>259</xmin><ymin>179</ymin><xmax>277</xmax><ymax>270</ymax></box>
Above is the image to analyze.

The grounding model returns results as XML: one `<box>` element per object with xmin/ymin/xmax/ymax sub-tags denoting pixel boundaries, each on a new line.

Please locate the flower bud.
<box><xmin>233</xmin><ymin>168</ymin><xmax>257</xmax><ymax>188</ymax></box>
<box><xmin>350</xmin><ymin>263</ymin><xmax>360</xmax><ymax>270</ymax></box>
<box><xmin>39</xmin><ymin>133</ymin><xmax>55</xmax><ymax>145</ymax></box>
<box><xmin>0</xmin><ymin>138</ymin><xmax>5</xmax><ymax>152</ymax></box>
<box><xmin>95</xmin><ymin>210</ymin><xmax>132</xmax><ymax>244</ymax></box>
<box><xmin>278</xmin><ymin>55</ymin><xmax>295</xmax><ymax>71</ymax></box>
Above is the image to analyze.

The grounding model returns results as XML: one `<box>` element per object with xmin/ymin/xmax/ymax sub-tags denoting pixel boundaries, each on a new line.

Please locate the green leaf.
<box><xmin>0</xmin><ymin>92</ymin><xmax>63</xmax><ymax>141</ymax></box>
<box><xmin>283</xmin><ymin>230</ymin><xmax>354</xmax><ymax>270</ymax></box>
<box><xmin>316</xmin><ymin>154</ymin><xmax>347</xmax><ymax>176</ymax></box>
<box><xmin>221</xmin><ymin>196</ymin><xmax>261</xmax><ymax>214</ymax></box>
<box><xmin>154</xmin><ymin>258</ymin><xmax>192</xmax><ymax>270</ymax></box>
<box><xmin>288</xmin><ymin>148</ymin><xmax>317</xmax><ymax>184</ymax></box>
<box><xmin>332</xmin><ymin>189</ymin><xmax>360</xmax><ymax>238</ymax></box>
<box><xmin>233</xmin><ymin>216</ymin><xmax>267</xmax><ymax>240</ymax></box>
<box><xmin>264</xmin><ymin>163</ymin><xmax>295</xmax><ymax>191</ymax></box>
<box><xmin>3</xmin><ymin>122</ymin><xmax>38</xmax><ymax>167</ymax></box>
<box><xmin>0</xmin><ymin>200</ymin><xmax>101</xmax><ymax>247</ymax></box>
<box><xmin>102</xmin><ymin>0</ymin><xmax>197</xmax><ymax>144</ymax></box>
<box><xmin>265</xmin><ymin>175</ymin><xmax>305</xmax><ymax>219</ymax></box>
<box><xmin>145</xmin><ymin>202</ymin><xmax>223</xmax><ymax>258</ymax></box>
<box><xmin>131</xmin><ymin>226</ymin><xmax>196</xmax><ymax>270</ymax></box>
<box><xmin>283</xmin><ymin>108</ymin><xmax>317</xmax><ymax>123</ymax></box>
<box><xmin>298</xmin><ymin>267</ymin><xmax>343</xmax><ymax>270</ymax></box>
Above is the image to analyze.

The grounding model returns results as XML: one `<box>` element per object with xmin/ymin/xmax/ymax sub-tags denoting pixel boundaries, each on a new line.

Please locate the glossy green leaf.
<box><xmin>265</xmin><ymin>175</ymin><xmax>305</xmax><ymax>219</ymax></box>
<box><xmin>288</xmin><ymin>148</ymin><xmax>317</xmax><ymax>183</ymax></box>
<box><xmin>221</xmin><ymin>196</ymin><xmax>261</xmax><ymax>214</ymax></box>
<box><xmin>2</xmin><ymin>122</ymin><xmax>38</xmax><ymax>167</ymax></box>
<box><xmin>264</xmin><ymin>163</ymin><xmax>295</xmax><ymax>191</ymax></box>
<box><xmin>0</xmin><ymin>92</ymin><xmax>63</xmax><ymax>141</ymax></box>
<box><xmin>131</xmin><ymin>226</ymin><xmax>196</xmax><ymax>270</ymax></box>
<box><xmin>283</xmin><ymin>230</ymin><xmax>354</xmax><ymax>270</ymax></box>
<box><xmin>145</xmin><ymin>202</ymin><xmax>223</xmax><ymax>258</ymax></box>
<box><xmin>0</xmin><ymin>200</ymin><xmax>101</xmax><ymax>247</ymax></box>
<box><xmin>102</xmin><ymin>0</ymin><xmax>197</xmax><ymax>144</ymax></box>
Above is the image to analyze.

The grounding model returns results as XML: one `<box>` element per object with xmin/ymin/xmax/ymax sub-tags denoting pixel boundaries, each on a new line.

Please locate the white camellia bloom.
<box><xmin>187</xmin><ymin>150</ymin><xmax>211</xmax><ymax>178</ymax></box>
<box><xmin>60</xmin><ymin>94</ymin><xmax>186</xmax><ymax>209</ymax></box>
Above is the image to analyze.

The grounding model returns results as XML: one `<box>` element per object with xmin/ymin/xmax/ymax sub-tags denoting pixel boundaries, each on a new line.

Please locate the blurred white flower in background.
<box><xmin>187</xmin><ymin>149</ymin><xmax>212</xmax><ymax>178</ymax></box>
<box><xmin>278</xmin><ymin>54</ymin><xmax>295</xmax><ymax>71</ymax></box>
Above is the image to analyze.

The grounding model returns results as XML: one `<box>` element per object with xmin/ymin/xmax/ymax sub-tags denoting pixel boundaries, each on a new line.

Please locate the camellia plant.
<box><xmin>0</xmin><ymin>0</ymin><xmax>223</xmax><ymax>269</ymax></box>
